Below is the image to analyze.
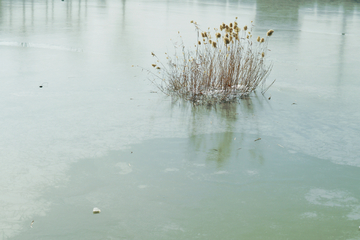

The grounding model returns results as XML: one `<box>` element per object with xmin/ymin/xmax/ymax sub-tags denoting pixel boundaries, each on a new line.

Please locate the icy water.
<box><xmin>0</xmin><ymin>0</ymin><xmax>360</xmax><ymax>239</ymax></box>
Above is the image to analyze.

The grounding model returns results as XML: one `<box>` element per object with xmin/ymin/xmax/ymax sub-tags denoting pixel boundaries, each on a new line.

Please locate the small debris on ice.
<box><xmin>254</xmin><ymin>138</ymin><xmax>261</xmax><ymax>141</ymax></box>
<box><xmin>93</xmin><ymin>207</ymin><xmax>101</xmax><ymax>214</ymax></box>
<box><xmin>30</xmin><ymin>220</ymin><xmax>34</xmax><ymax>228</ymax></box>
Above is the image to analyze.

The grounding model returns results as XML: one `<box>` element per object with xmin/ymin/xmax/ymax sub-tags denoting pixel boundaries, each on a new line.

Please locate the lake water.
<box><xmin>0</xmin><ymin>0</ymin><xmax>359</xmax><ymax>239</ymax></box>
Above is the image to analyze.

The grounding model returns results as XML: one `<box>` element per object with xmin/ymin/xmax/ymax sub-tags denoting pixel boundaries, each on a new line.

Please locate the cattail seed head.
<box><xmin>209</xmin><ymin>39</ymin><xmax>212</xmax><ymax>44</ymax></box>
<box><xmin>216</xmin><ymin>33</ymin><xmax>221</xmax><ymax>38</ymax></box>
<box><xmin>212</xmin><ymin>41</ymin><xmax>217</xmax><ymax>48</ymax></box>
<box><xmin>229</xmin><ymin>23</ymin><xmax>233</xmax><ymax>27</ymax></box>
<box><xmin>261</xmin><ymin>52</ymin><xmax>265</xmax><ymax>57</ymax></box>
<box><xmin>244</xmin><ymin>25</ymin><xmax>248</xmax><ymax>31</ymax></box>
<box><xmin>224</xmin><ymin>38</ymin><xmax>230</xmax><ymax>45</ymax></box>
<box><xmin>257</xmin><ymin>36</ymin><xmax>260</xmax><ymax>42</ymax></box>
<box><xmin>152</xmin><ymin>64</ymin><xmax>156</xmax><ymax>67</ymax></box>
<box><xmin>267</xmin><ymin>29</ymin><xmax>274</xmax><ymax>36</ymax></box>
<box><xmin>260</xmin><ymin>37</ymin><xmax>265</xmax><ymax>43</ymax></box>
<box><xmin>156</xmin><ymin>67</ymin><xmax>161</xmax><ymax>69</ymax></box>
<box><xmin>246</xmin><ymin>35</ymin><xmax>249</xmax><ymax>39</ymax></box>
<box><xmin>190</xmin><ymin>20</ymin><xmax>194</xmax><ymax>23</ymax></box>
<box><xmin>198</xmin><ymin>41</ymin><xmax>201</xmax><ymax>45</ymax></box>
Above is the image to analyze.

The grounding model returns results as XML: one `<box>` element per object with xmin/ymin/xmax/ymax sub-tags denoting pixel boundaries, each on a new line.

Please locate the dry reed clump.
<box><xmin>146</xmin><ymin>19</ymin><xmax>275</xmax><ymax>104</ymax></box>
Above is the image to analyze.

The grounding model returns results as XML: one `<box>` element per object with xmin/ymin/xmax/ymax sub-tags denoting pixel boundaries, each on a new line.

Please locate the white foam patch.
<box><xmin>164</xmin><ymin>168</ymin><xmax>179</xmax><ymax>172</ymax></box>
<box><xmin>300</xmin><ymin>212</ymin><xmax>317</xmax><ymax>218</ymax></box>
<box><xmin>115</xmin><ymin>162</ymin><xmax>132</xmax><ymax>175</ymax></box>
<box><xmin>246</xmin><ymin>170</ymin><xmax>258</xmax><ymax>176</ymax></box>
<box><xmin>305</xmin><ymin>188</ymin><xmax>357</xmax><ymax>207</ymax></box>
<box><xmin>347</xmin><ymin>205</ymin><xmax>360</xmax><ymax>220</ymax></box>
<box><xmin>193</xmin><ymin>163</ymin><xmax>205</xmax><ymax>167</ymax></box>
<box><xmin>161</xmin><ymin>222</ymin><xmax>185</xmax><ymax>232</ymax></box>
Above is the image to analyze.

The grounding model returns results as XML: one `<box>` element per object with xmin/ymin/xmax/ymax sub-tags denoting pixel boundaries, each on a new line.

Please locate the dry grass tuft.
<box><xmin>144</xmin><ymin>19</ymin><xmax>275</xmax><ymax>104</ymax></box>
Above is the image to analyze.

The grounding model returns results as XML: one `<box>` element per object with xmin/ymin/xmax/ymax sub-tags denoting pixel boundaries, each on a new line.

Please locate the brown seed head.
<box><xmin>267</xmin><ymin>29</ymin><xmax>274</xmax><ymax>36</ymax></box>
<box><xmin>190</xmin><ymin>20</ymin><xmax>194</xmax><ymax>23</ymax></box>
<box><xmin>156</xmin><ymin>67</ymin><xmax>161</xmax><ymax>70</ymax></box>
<box><xmin>212</xmin><ymin>41</ymin><xmax>217</xmax><ymax>48</ymax></box>
<box><xmin>261</xmin><ymin>52</ymin><xmax>265</xmax><ymax>57</ymax></box>
<box><xmin>224</xmin><ymin>38</ymin><xmax>230</xmax><ymax>45</ymax></box>
<box><xmin>216</xmin><ymin>33</ymin><xmax>221</xmax><ymax>38</ymax></box>
<box><xmin>209</xmin><ymin>39</ymin><xmax>212</xmax><ymax>44</ymax></box>
<box><xmin>229</xmin><ymin>23</ymin><xmax>233</xmax><ymax>28</ymax></box>
<box><xmin>260</xmin><ymin>37</ymin><xmax>265</xmax><ymax>43</ymax></box>
<box><xmin>198</xmin><ymin>41</ymin><xmax>201</xmax><ymax>45</ymax></box>
<box><xmin>244</xmin><ymin>25</ymin><xmax>248</xmax><ymax>31</ymax></box>
<box><xmin>257</xmin><ymin>36</ymin><xmax>260</xmax><ymax>42</ymax></box>
<box><xmin>151</xmin><ymin>64</ymin><xmax>156</xmax><ymax>67</ymax></box>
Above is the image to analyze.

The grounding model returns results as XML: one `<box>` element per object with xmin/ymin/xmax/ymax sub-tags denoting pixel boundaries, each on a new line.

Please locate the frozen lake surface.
<box><xmin>0</xmin><ymin>0</ymin><xmax>359</xmax><ymax>239</ymax></box>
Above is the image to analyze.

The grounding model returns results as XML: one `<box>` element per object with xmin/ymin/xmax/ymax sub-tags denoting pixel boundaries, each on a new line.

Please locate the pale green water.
<box><xmin>0</xmin><ymin>0</ymin><xmax>359</xmax><ymax>239</ymax></box>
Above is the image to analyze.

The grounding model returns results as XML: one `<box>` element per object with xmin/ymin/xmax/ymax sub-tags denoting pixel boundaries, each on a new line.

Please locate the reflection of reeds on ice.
<box><xmin>145</xmin><ymin>19</ymin><xmax>275</xmax><ymax>104</ymax></box>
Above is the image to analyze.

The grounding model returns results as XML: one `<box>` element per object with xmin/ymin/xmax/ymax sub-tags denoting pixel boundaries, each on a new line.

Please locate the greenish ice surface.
<box><xmin>0</xmin><ymin>0</ymin><xmax>359</xmax><ymax>239</ymax></box>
